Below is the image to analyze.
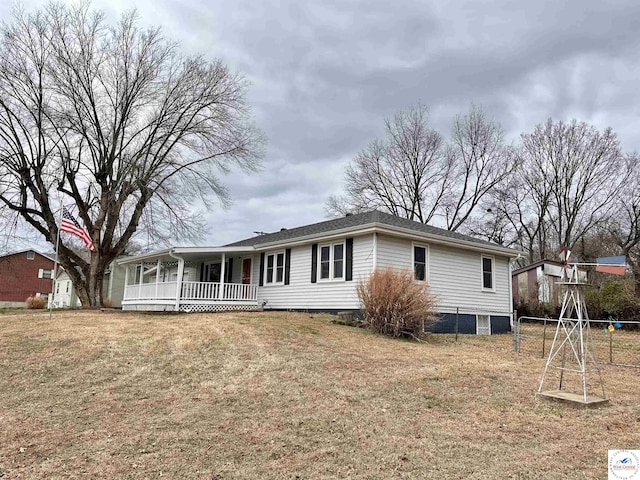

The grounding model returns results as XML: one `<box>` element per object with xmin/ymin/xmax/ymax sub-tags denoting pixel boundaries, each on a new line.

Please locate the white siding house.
<box><xmin>117</xmin><ymin>211</ymin><xmax>522</xmax><ymax>334</ymax></box>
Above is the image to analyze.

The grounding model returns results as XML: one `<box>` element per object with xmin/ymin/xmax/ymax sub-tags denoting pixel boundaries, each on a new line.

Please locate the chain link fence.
<box><xmin>514</xmin><ymin>316</ymin><xmax>640</xmax><ymax>368</ymax></box>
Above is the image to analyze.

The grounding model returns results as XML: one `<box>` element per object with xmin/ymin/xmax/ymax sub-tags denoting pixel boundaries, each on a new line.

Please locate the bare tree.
<box><xmin>327</xmin><ymin>104</ymin><xmax>511</xmax><ymax>232</ymax></box>
<box><xmin>0</xmin><ymin>4</ymin><xmax>264</xmax><ymax>307</ymax></box>
<box><xmin>326</xmin><ymin>104</ymin><xmax>451</xmax><ymax>222</ymax></box>
<box><xmin>606</xmin><ymin>154</ymin><xmax>640</xmax><ymax>293</ymax></box>
<box><xmin>520</xmin><ymin>119</ymin><xmax>624</xmax><ymax>253</ymax></box>
<box><xmin>492</xmin><ymin>144</ymin><xmax>556</xmax><ymax>263</ymax></box>
<box><xmin>443</xmin><ymin>105</ymin><xmax>516</xmax><ymax>231</ymax></box>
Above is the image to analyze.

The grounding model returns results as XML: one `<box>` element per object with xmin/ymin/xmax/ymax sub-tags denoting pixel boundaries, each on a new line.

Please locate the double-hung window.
<box><xmin>333</xmin><ymin>244</ymin><xmax>344</xmax><ymax>279</ymax></box>
<box><xmin>319</xmin><ymin>242</ymin><xmax>345</xmax><ymax>281</ymax></box>
<box><xmin>481</xmin><ymin>255</ymin><xmax>494</xmax><ymax>291</ymax></box>
<box><xmin>265</xmin><ymin>251</ymin><xmax>285</xmax><ymax>285</ymax></box>
<box><xmin>38</xmin><ymin>269</ymin><xmax>53</xmax><ymax>279</ymax></box>
<box><xmin>275</xmin><ymin>252</ymin><xmax>285</xmax><ymax>283</ymax></box>
<box><xmin>413</xmin><ymin>244</ymin><xmax>427</xmax><ymax>281</ymax></box>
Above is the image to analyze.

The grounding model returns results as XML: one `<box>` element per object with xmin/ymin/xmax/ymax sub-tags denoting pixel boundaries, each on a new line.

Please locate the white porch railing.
<box><xmin>124</xmin><ymin>281</ymin><xmax>178</xmax><ymax>300</ymax></box>
<box><xmin>123</xmin><ymin>281</ymin><xmax>258</xmax><ymax>303</ymax></box>
<box><xmin>181</xmin><ymin>281</ymin><xmax>258</xmax><ymax>302</ymax></box>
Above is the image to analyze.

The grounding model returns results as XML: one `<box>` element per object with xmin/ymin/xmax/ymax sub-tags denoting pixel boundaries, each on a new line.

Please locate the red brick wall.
<box><xmin>0</xmin><ymin>251</ymin><xmax>55</xmax><ymax>302</ymax></box>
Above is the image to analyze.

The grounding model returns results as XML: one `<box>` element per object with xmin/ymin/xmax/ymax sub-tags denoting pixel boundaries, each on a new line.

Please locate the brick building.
<box><xmin>0</xmin><ymin>249</ymin><xmax>56</xmax><ymax>307</ymax></box>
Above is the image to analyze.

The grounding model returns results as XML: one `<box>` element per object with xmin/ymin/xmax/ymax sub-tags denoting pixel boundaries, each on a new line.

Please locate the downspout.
<box><xmin>372</xmin><ymin>232</ymin><xmax>377</xmax><ymax>274</ymax></box>
<box><xmin>509</xmin><ymin>254</ymin><xmax>522</xmax><ymax>329</ymax></box>
<box><xmin>168</xmin><ymin>249</ymin><xmax>184</xmax><ymax>312</ymax></box>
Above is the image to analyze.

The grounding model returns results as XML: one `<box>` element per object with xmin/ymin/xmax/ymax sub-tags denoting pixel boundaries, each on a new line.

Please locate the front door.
<box><xmin>242</xmin><ymin>258</ymin><xmax>252</xmax><ymax>284</ymax></box>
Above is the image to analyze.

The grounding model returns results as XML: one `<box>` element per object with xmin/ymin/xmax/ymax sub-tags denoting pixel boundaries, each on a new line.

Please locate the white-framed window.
<box><xmin>481</xmin><ymin>255</ymin><xmax>494</xmax><ymax>291</ymax></box>
<box><xmin>265</xmin><ymin>251</ymin><xmax>285</xmax><ymax>285</ymax></box>
<box><xmin>412</xmin><ymin>243</ymin><xmax>428</xmax><ymax>282</ymax></box>
<box><xmin>38</xmin><ymin>269</ymin><xmax>53</xmax><ymax>279</ymax></box>
<box><xmin>476</xmin><ymin>314</ymin><xmax>491</xmax><ymax>335</ymax></box>
<box><xmin>318</xmin><ymin>242</ymin><xmax>345</xmax><ymax>281</ymax></box>
<box><xmin>26</xmin><ymin>251</ymin><xmax>35</xmax><ymax>260</ymax></box>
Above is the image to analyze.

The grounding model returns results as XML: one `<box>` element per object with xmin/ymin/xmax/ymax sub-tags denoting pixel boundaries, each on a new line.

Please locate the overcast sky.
<box><xmin>3</xmin><ymin>0</ymin><xmax>640</xmax><ymax>248</ymax></box>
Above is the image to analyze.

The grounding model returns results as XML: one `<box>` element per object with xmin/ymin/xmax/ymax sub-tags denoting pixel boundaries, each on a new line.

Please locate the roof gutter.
<box><xmin>116</xmin><ymin>248</ymin><xmax>172</xmax><ymax>265</ymax></box>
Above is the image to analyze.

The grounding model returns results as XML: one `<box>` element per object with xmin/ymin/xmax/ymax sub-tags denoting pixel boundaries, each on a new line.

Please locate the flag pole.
<box><xmin>49</xmin><ymin>198</ymin><xmax>64</xmax><ymax>321</ymax></box>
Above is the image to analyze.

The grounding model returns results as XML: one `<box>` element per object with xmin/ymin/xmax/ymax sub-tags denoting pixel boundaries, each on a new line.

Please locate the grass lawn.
<box><xmin>0</xmin><ymin>311</ymin><xmax>638</xmax><ymax>479</ymax></box>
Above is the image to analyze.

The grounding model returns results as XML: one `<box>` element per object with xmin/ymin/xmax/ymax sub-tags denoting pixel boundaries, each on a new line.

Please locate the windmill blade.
<box><xmin>595</xmin><ymin>255</ymin><xmax>626</xmax><ymax>275</ymax></box>
<box><xmin>596</xmin><ymin>255</ymin><xmax>626</xmax><ymax>265</ymax></box>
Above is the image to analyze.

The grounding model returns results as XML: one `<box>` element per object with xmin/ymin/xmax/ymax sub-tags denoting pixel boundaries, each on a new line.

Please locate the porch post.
<box><xmin>138</xmin><ymin>262</ymin><xmax>143</xmax><ymax>298</ymax></box>
<box><xmin>175</xmin><ymin>257</ymin><xmax>184</xmax><ymax>310</ymax></box>
<box><xmin>220</xmin><ymin>252</ymin><xmax>226</xmax><ymax>300</ymax></box>
<box><xmin>155</xmin><ymin>258</ymin><xmax>161</xmax><ymax>299</ymax></box>
<box><xmin>123</xmin><ymin>265</ymin><xmax>130</xmax><ymax>300</ymax></box>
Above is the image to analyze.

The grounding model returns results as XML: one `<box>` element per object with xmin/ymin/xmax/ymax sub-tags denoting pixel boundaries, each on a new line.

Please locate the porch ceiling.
<box><xmin>117</xmin><ymin>246</ymin><xmax>256</xmax><ymax>265</ymax></box>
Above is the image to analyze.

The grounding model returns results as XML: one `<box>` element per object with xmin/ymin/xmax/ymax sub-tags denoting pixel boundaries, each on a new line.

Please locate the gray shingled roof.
<box><xmin>226</xmin><ymin>210</ymin><xmax>505</xmax><ymax>249</ymax></box>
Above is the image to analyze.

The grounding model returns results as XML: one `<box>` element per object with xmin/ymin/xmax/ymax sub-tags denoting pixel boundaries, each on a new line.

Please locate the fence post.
<box><xmin>609</xmin><ymin>326</ymin><xmax>613</xmax><ymax>364</ymax></box>
<box><xmin>455</xmin><ymin>307</ymin><xmax>459</xmax><ymax>342</ymax></box>
<box><xmin>542</xmin><ymin>316</ymin><xmax>547</xmax><ymax>358</ymax></box>
<box><xmin>512</xmin><ymin>310</ymin><xmax>520</xmax><ymax>353</ymax></box>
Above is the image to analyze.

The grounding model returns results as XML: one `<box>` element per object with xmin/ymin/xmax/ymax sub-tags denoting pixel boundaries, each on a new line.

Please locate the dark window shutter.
<box><xmin>311</xmin><ymin>244</ymin><xmax>318</xmax><ymax>283</ymax></box>
<box><xmin>345</xmin><ymin>238</ymin><xmax>353</xmax><ymax>281</ymax></box>
<box><xmin>226</xmin><ymin>258</ymin><xmax>233</xmax><ymax>283</ymax></box>
<box><xmin>200</xmin><ymin>262</ymin><xmax>205</xmax><ymax>282</ymax></box>
<box><xmin>284</xmin><ymin>249</ymin><xmax>291</xmax><ymax>285</ymax></box>
<box><xmin>259</xmin><ymin>253</ymin><xmax>265</xmax><ymax>287</ymax></box>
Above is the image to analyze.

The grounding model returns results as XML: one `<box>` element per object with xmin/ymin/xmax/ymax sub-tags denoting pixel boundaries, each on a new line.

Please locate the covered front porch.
<box><xmin>119</xmin><ymin>247</ymin><xmax>259</xmax><ymax>312</ymax></box>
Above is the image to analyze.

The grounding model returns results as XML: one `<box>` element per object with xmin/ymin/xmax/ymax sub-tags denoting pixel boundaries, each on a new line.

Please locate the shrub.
<box><xmin>514</xmin><ymin>301</ymin><xmax>560</xmax><ymax>320</ymax></box>
<box><xmin>25</xmin><ymin>296</ymin><xmax>46</xmax><ymax>309</ymax></box>
<box><xmin>356</xmin><ymin>268</ymin><xmax>438</xmax><ymax>339</ymax></box>
<box><xmin>102</xmin><ymin>298</ymin><xmax>113</xmax><ymax>308</ymax></box>
<box><xmin>585</xmin><ymin>279</ymin><xmax>640</xmax><ymax>320</ymax></box>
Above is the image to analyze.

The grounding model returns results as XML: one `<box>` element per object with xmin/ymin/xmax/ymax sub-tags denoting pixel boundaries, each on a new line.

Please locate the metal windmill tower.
<box><xmin>537</xmin><ymin>249</ymin><xmax>625</xmax><ymax>407</ymax></box>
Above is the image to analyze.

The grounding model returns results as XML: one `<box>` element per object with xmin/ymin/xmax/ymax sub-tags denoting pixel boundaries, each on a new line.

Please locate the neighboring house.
<box><xmin>51</xmin><ymin>268</ymin><xmax>81</xmax><ymax>308</ymax></box>
<box><xmin>0</xmin><ymin>249</ymin><xmax>56</xmax><ymax>307</ymax></box>
<box><xmin>512</xmin><ymin>259</ymin><xmax>587</xmax><ymax>307</ymax></box>
<box><xmin>118</xmin><ymin>211</ymin><xmax>522</xmax><ymax>335</ymax></box>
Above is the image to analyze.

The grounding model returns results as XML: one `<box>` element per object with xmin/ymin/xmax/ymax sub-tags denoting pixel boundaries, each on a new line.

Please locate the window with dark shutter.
<box><xmin>259</xmin><ymin>253</ymin><xmax>265</xmax><ymax>286</ymax></box>
<box><xmin>284</xmin><ymin>249</ymin><xmax>291</xmax><ymax>285</ymax></box>
<box><xmin>311</xmin><ymin>244</ymin><xmax>318</xmax><ymax>283</ymax></box>
<box><xmin>345</xmin><ymin>238</ymin><xmax>353</xmax><ymax>281</ymax></box>
<box><xmin>414</xmin><ymin>246</ymin><xmax>426</xmax><ymax>281</ymax></box>
<box><xmin>482</xmin><ymin>256</ymin><xmax>494</xmax><ymax>290</ymax></box>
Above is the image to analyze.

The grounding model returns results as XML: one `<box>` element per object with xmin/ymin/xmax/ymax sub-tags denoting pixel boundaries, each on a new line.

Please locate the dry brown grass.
<box><xmin>0</xmin><ymin>310</ymin><xmax>638</xmax><ymax>479</ymax></box>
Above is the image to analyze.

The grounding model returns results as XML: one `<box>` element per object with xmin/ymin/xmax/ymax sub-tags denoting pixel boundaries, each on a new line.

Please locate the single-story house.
<box><xmin>118</xmin><ymin>210</ymin><xmax>522</xmax><ymax>335</ymax></box>
<box><xmin>0</xmin><ymin>249</ymin><xmax>56</xmax><ymax>307</ymax></box>
<box><xmin>512</xmin><ymin>259</ymin><xmax>587</xmax><ymax>308</ymax></box>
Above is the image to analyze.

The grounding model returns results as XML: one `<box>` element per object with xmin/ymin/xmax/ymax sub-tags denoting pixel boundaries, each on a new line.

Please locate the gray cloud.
<box><xmin>3</xmin><ymin>0</ymin><xmax>640</xmax><ymax>248</ymax></box>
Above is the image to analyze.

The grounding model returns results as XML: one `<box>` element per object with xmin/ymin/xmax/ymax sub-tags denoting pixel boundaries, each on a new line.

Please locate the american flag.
<box><xmin>61</xmin><ymin>207</ymin><xmax>95</xmax><ymax>251</ymax></box>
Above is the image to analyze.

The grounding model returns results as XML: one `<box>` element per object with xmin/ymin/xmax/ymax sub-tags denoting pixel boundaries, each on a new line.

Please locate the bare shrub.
<box><xmin>102</xmin><ymin>298</ymin><xmax>113</xmax><ymax>309</ymax></box>
<box><xmin>25</xmin><ymin>296</ymin><xmax>46</xmax><ymax>309</ymax></box>
<box><xmin>356</xmin><ymin>268</ymin><xmax>438</xmax><ymax>339</ymax></box>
